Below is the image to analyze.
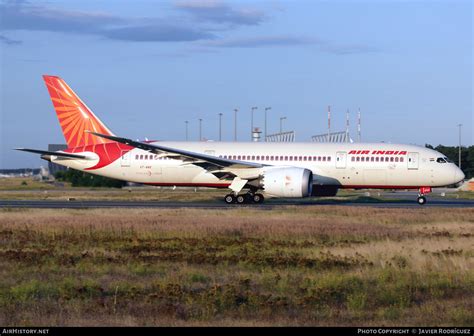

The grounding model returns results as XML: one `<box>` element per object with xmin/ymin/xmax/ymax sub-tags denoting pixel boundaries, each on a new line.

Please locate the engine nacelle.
<box><xmin>262</xmin><ymin>168</ymin><xmax>313</xmax><ymax>198</ymax></box>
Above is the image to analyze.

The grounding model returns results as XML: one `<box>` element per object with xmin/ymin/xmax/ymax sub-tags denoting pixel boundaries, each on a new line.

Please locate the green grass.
<box><xmin>0</xmin><ymin>177</ymin><xmax>59</xmax><ymax>191</ymax></box>
<box><xmin>0</xmin><ymin>207</ymin><xmax>473</xmax><ymax>326</ymax></box>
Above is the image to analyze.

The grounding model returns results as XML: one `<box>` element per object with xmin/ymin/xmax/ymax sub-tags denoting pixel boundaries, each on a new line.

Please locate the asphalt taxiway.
<box><xmin>0</xmin><ymin>198</ymin><xmax>472</xmax><ymax>209</ymax></box>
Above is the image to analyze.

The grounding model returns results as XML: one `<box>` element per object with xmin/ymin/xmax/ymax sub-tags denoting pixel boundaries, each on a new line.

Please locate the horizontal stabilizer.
<box><xmin>15</xmin><ymin>148</ymin><xmax>88</xmax><ymax>159</ymax></box>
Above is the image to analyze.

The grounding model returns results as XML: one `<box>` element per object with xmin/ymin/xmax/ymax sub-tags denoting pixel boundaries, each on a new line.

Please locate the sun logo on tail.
<box><xmin>43</xmin><ymin>75</ymin><xmax>115</xmax><ymax>148</ymax></box>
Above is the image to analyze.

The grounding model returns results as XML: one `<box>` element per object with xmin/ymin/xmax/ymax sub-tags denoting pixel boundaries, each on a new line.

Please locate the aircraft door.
<box><xmin>121</xmin><ymin>151</ymin><xmax>131</xmax><ymax>167</ymax></box>
<box><xmin>407</xmin><ymin>152</ymin><xmax>419</xmax><ymax>170</ymax></box>
<box><xmin>336</xmin><ymin>152</ymin><xmax>347</xmax><ymax>169</ymax></box>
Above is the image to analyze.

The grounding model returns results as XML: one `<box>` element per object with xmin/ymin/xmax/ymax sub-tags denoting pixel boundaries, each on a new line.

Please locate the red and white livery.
<box><xmin>17</xmin><ymin>76</ymin><xmax>465</xmax><ymax>205</ymax></box>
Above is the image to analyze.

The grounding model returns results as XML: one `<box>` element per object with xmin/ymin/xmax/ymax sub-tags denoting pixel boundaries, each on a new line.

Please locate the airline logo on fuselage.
<box><xmin>348</xmin><ymin>150</ymin><xmax>407</xmax><ymax>155</ymax></box>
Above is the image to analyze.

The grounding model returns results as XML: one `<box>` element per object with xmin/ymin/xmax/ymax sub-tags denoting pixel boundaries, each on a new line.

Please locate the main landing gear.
<box><xmin>224</xmin><ymin>192</ymin><xmax>265</xmax><ymax>204</ymax></box>
<box><xmin>417</xmin><ymin>187</ymin><xmax>431</xmax><ymax>205</ymax></box>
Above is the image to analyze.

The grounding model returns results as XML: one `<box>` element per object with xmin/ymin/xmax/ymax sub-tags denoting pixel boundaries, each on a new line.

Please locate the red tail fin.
<box><xmin>43</xmin><ymin>75</ymin><xmax>115</xmax><ymax>148</ymax></box>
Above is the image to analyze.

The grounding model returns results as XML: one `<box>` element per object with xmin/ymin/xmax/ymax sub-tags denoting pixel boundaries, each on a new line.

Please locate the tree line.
<box><xmin>55</xmin><ymin>169</ymin><xmax>126</xmax><ymax>188</ymax></box>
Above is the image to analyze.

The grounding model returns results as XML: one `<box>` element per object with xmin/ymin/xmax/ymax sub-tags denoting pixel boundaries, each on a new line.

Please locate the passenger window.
<box><xmin>327</xmin><ymin>157</ymin><xmax>331</xmax><ymax>162</ymax></box>
<box><xmin>135</xmin><ymin>155</ymin><xmax>139</xmax><ymax>160</ymax></box>
<box><xmin>400</xmin><ymin>157</ymin><xmax>404</xmax><ymax>162</ymax></box>
<box><xmin>375</xmin><ymin>157</ymin><xmax>379</xmax><ymax>162</ymax></box>
<box><xmin>371</xmin><ymin>157</ymin><xmax>374</xmax><ymax>162</ymax></box>
<box><xmin>351</xmin><ymin>157</ymin><xmax>355</xmax><ymax>162</ymax></box>
<box><xmin>285</xmin><ymin>156</ymin><xmax>288</xmax><ymax>161</ymax></box>
<box><xmin>361</xmin><ymin>157</ymin><xmax>365</xmax><ymax>162</ymax></box>
<box><xmin>308</xmin><ymin>156</ymin><xmax>312</xmax><ymax>161</ymax></box>
<box><xmin>356</xmin><ymin>157</ymin><xmax>360</xmax><ymax>162</ymax></box>
<box><xmin>266</xmin><ymin>156</ymin><xmax>269</xmax><ymax>160</ymax></box>
<box><xmin>390</xmin><ymin>157</ymin><xmax>394</xmax><ymax>162</ymax></box>
<box><xmin>395</xmin><ymin>157</ymin><xmax>399</xmax><ymax>162</ymax></box>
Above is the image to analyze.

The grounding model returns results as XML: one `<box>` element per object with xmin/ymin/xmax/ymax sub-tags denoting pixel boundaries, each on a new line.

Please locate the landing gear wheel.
<box><xmin>417</xmin><ymin>196</ymin><xmax>426</xmax><ymax>205</ymax></box>
<box><xmin>224</xmin><ymin>194</ymin><xmax>235</xmax><ymax>204</ymax></box>
<box><xmin>252</xmin><ymin>193</ymin><xmax>264</xmax><ymax>204</ymax></box>
<box><xmin>236</xmin><ymin>195</ymin><xmax>246</xmax><ymax>204</ymax></box>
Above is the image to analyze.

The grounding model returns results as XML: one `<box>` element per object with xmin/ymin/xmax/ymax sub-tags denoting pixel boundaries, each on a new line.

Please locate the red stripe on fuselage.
<box><xmin>144</xmin><ymin>182</ymin><xmax>231</xmax><ymax>188</ymax></box>
<box><xmin>65</xmin><ymin>142</ymin><xmax>133</xmax><ymax>170</ymax></box>
<box><xmin>340</xmin><ymin>185</ymin><xmax>422</xmax><ymax>190</ymax></box>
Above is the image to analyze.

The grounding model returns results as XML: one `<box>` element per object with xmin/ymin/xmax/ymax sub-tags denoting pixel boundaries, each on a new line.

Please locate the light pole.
<box><xmin>264</xmin><ymin>107</ymin><xmax>271</xmax><ymax>141</ymax></box>
<box><xmin>185</xmin><ymin>120</ymin><xmax>189</xmax><ymax>141</ymax></box>
<box><xmin>458</xmin><ymin>124</ymin><xmax>462</xmax><ymax>169</ymax></box>
<box><xmin>234</xmin><ymin>108</ymin><xmax>238</xmax><ymax>141</ymax></box>
<box><xmin>279</xmin><ymin>116</ymin><xmax>286</xmax><ymax>133</ymax></box>
<box><xmin>199</xmin><ymin>118</ymin><xmax>202</xmax><ymax>141</ymax></box>
<box><xmin>218</xmin><ymin>113</ymin><xmax>223</xmax><ymax>141</ymax></box>
<box><xmin>251</xmin><ymin>106</ymin><xmax>258</xmax><ymax>140</ymax></box>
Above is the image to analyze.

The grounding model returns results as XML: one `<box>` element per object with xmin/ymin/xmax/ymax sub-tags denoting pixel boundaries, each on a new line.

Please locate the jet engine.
<box><xmin>261</xmin><ymin>168</ymin><xmax>313</xmax><ymax>198</ymax></box>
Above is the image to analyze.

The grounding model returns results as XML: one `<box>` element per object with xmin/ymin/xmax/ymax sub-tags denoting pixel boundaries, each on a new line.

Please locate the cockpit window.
<box><xmin>436</xmin><ymin>157</ymin><xmax>447</xmax><ymax>163</ymax></box>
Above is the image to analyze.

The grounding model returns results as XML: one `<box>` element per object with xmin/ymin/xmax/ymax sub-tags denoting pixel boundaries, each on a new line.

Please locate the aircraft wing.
<box><xmin>88</xmin><ymin>132</ymin><xmax>264</xmax><ymax>172</ymax></box>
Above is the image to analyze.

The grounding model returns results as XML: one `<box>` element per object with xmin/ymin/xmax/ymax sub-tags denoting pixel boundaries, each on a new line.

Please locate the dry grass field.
<box><xmin>0</xmin><ymin>206</ymin><xmax>473</xmax><ymax>326</ymax></box>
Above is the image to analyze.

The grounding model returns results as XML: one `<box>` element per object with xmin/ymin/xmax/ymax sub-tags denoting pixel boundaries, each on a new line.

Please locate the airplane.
<box><xmin>17</xmin><ymin>75</ymin><xmax>465</xmax><ymax>205</ymax></box>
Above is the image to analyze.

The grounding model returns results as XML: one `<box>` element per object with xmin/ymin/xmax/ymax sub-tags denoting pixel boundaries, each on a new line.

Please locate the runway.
<box><xmin>1</xmin><ymin>198</ymin><xmax>473</xmax><ymax>209</ymax></box>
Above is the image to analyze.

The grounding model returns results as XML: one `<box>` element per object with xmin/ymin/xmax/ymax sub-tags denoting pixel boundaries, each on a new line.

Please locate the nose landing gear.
<box><xmin>417</xmin><ymin>187</ymin><xmax>431</xmax><ymax>205</ymax></box>
<box><xmin>417</xmin><ymin>195</ymin><xmax>426</xmax><ymax>205</ymax></box>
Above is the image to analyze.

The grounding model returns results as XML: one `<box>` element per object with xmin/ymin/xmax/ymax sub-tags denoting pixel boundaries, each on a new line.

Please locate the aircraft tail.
<box><xmin>42</xmin><ymin>75</ymin><xmax>115</xmax><ymax>148</ymax></box>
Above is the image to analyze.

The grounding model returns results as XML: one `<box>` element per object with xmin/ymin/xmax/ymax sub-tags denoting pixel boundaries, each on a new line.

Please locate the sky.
<box><xmin>0</xmin><ymin>0</ymin><xmax>472</xmax><ymax>169</ymax></box>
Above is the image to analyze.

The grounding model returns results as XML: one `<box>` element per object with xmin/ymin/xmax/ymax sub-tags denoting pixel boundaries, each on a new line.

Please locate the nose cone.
<box><xmin>454</xmin><ymin>167</ymin><xmax>465</xmax><ymax>184</ymax></box>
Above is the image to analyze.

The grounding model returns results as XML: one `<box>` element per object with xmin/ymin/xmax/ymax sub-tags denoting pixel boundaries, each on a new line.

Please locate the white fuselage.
<box><xmin>54</xmin><ymin>141</ymin><xmax>464</xmax><ymax>193</ymax></box>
